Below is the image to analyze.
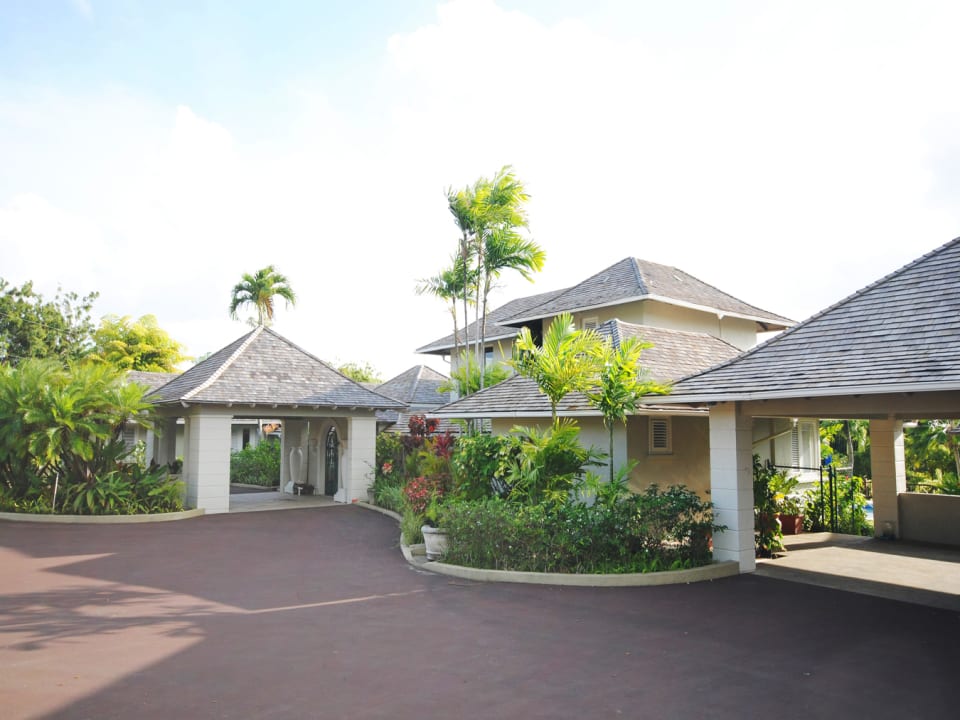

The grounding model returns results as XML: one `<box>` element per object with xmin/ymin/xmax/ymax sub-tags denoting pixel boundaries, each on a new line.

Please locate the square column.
<box><xmin>343</xmin><ymin>417</ymin><xmax>376</xmax><ymax>502</ymax></box>
<box><xmin>184</xmin><ymin>412</ymin><xmax>232</xmax><ymax>514</ymax></box>
<box><xmin>869</xmin><ymin>418</ymin><xmax>906</xmax><ymax>538</ymax></box>
<box><xmin>708</xmin><ymin>403</ymin><xmax>756</xmax><ymax>572</ymax></box>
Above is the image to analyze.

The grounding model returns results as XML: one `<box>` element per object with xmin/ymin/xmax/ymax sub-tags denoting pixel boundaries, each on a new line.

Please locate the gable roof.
<box><xmin>656</xmin><ymin>237</ymin><xmax>960</xmax><ymax>403</ymax></box>
<box><xmin>375</xmin><ymin>365</ymin><xmax>449</xmax><ymax>408</ymax></box>
<box><xmin>433</xmin><ymin>320</ymin><xmax>740</xmax><ymax>418</ymax></box>
<box><xmin>416</xmin><ymin>288</ymin><xmax>568</xmax><ymax>355</ymax></box>
<box><xmin>148</xmin><ymin>326</ymin><xmax>404</xmax><ymax>410</ymax></box>
<box><xmin>504</xmin><ymin>257</ymin><xmax>794</xmax><ymax>330</ymax></box>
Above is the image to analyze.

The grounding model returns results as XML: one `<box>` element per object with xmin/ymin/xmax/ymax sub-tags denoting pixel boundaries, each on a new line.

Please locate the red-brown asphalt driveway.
<box><xmin>1</xmin><ymin>506</ymin><xmax>957</xmax><ymax>720</ymax></box>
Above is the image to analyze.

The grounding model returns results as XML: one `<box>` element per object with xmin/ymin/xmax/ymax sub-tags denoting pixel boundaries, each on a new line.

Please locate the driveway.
<box><xmin>1</xmin><ymin>507</ymin><xmax>957</xmax><ymax>720</ymax></box>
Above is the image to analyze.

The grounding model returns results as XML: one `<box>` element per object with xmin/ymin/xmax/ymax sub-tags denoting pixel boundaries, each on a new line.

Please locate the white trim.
<box><xmin>507</xmin><ymin>294</ymin><xmax>792</xmax><ymax>329</ymax></box>
<box><xmin>650</xmin><ymin>380</ymin><xmax>960</xmax><ymax>405</ymax></box>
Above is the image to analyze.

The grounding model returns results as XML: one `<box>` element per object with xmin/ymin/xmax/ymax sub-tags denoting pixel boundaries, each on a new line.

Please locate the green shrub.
<box><xmin>375</xmin><ymin>484</ymin><xmax>405</xmax><ymax>514</ymax></box>
<box><xmin>451</xmin><ymin>432</ymin><xmax>508</xmax><ymax>500</ymax></box>
<box><xmin>803</xmin><ymin>474</ymin><xmax>871</xmax><ymax>535</ymax></box>
<box><xmin>400</xmin><ymin>507</ymin><xmax>424</xmax><ymax>545</ymax></box>
<box><xmin>442</xmin><ymin>485</ymin><xmax>720</xmax><ymax>574</ymax></box>
<box><xmin>230</xmin><ymin>439</ymin><xmax>281</xmax><ymax>486</ymax></box>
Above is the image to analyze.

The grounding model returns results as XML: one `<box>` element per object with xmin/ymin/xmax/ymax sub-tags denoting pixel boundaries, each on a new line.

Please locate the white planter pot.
<box><xmin>421</xmin><ymin>525</ymin><xmax>448</xmax><ymax>561</ymax></box>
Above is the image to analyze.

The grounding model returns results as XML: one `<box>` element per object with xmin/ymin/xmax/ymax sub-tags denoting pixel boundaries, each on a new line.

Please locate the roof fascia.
<box><xmin>651</xmin><ymin>380</ymin><xmax>960</xmax><ymax>405</ymax></box>
<box><xmin>505</xmin><ymin>294</ymin><xmax>793</xmax><ymax>328</ymax></box>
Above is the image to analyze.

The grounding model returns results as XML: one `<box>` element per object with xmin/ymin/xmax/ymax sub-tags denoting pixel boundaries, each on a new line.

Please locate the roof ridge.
<box><xmin>183</xmin><ymin>326</ymin><xmax>264</xmax><ymax>400</ymax></box>
<box><xmin>629</xmin><ymin>257</ymin><xmax>648</xmax><ymax>294</ymax></box>
<box><xmin>663</xmin><ymin>235</ymin><xmax>960</xmax><ymax>390</ymax></box>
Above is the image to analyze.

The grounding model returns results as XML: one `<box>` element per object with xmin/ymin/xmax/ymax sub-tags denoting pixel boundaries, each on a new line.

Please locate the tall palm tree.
<box><xmin>417</xmin><ymin>257</ymin><xmax>474</xmax><ymax>364</ymax></box>
<box><xmin>229</xmin><ymin>266</ymin><xmax>297</xmax><ymax>327</ymax></box>
<box><xmin>447</xmin><ymin>166</ymin><xmax>543</xmax><ymax>389</ymax></box>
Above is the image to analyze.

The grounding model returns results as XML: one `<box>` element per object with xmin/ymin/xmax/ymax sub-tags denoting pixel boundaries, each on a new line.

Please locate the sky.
<box><xmin>2</xmin><ymin>0</ymin><xmax>959</xmax><ymax>380</ymax></box>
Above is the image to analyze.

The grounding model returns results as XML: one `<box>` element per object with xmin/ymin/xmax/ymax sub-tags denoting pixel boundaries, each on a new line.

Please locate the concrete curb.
<box><xmin>418</xmin><ymin>558</ymin><xmax>740</xmax><ymax>586</ymax></box>
<box><xmin>0</xmin><ymin>508</ymin><xmax>206</xmax><ymax>524</ymax></box>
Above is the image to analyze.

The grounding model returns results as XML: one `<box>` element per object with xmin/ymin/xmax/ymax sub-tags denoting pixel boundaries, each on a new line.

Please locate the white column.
<box><xmin>869</xmin><ymin>418</ymin><xmax>906</xmax><ymax>538</ymax></box>
<box><xmin>708</xmin><ymin>403</ymin><xmax>756</xmax><ymax>572</ymax></box>
<box><xmin>343</xmin><ymin>417</ymin><xmax>376</xmax><ymax>503</ymax></box>
<box><xmin>184</xmin><ymin>412</ymin><xmax>232</xmax><ymax>514</ymax></box>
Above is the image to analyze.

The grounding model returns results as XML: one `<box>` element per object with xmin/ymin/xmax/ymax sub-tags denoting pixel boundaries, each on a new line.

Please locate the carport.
<box><xmin>147</xmin><ymin>326</ymin><xmax>404</xmax><ymax>513</ymax></box>
<box><xmin>651</xmin><ymin>237</ymin><xmax>960</xmax><ymax>572</ymax></box>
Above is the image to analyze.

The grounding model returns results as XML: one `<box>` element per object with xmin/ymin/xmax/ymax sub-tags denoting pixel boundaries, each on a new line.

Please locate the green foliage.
<box><xmin>803</xmin><ymin>475</ymin><xmax>871</xmax><ymax>535</ymax></box>
<box><xmin>451</xmin><ymin>432</ymin><xmax>509</xmax><ymax>500</ymax></box>
<box><xmin>400</xmin><ymin>507</ymin><xmax>424</xmax><ymax>545</ymax></box>
<box><xmin>905</xmin><ymin>420</ymin><xmax>960</xmax><ymax>492</ymax></box>
<box><xmin>229</xmin><ymin>265</ymin><xmax>296</xmax><ymax>326</ymax></box>
<box><xmin>230</xmin><ymin>439</ymin><xmax>281</xmax><ymax>486</ymax></box>
<box><xmin>440</xmin><ymin>357</ymin><xmax>510</xmax><ymax>397</ymax></box>
<box><xmin>511</xmin><ymin>312</ymin><xmax>603</xmax><ymax>425</ymax></box>
<box><xmin>375</xmin><ymin>484</ymin><xmax>405</xmax><ymax>514</ymax></box>
<box><xmin>442</xmin><ymin>485</ymin><xmax>719</xmax><ymax>573</ymax></box>
<box><xmin>753</xmin><ymin>456</ymin><xmax>785</xmax><ymax>557</ymax></box>
<box><xmin>0</xmin><ymin>278</ymin><xmax>98</xmax><ymax>365</ymax></box>
<box><xmin>335</xmin><ymin>360</ymin><xmax>382</xmax><ymax>384</ymax></box>
<box><xmin>0</xmin><ymin>359</ymin><xmax>180</xmax><ymax>515</ymax></box>
<box><xmin>91</xmin><ymin>314</ymin><xmax>190</xmax><ymax>372</ymax></box>
<box><xmin>445</xmin><ymin>166</ymin><xmax>545</xmax><ymax>389</ymax></box>
<box><xmin>499</xmin><ymin>421</ymin><xmax>604</xmax><ymax>505</ymax></box>
<box><xmin>588</xmin><ymin>336</ymin><xmax>670</xmax><ymax>481</ymax></box>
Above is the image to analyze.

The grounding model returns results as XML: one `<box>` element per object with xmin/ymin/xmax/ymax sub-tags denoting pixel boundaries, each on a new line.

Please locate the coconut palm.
<box><xmin>229</xmin><ymin>266</ymin><xmax>297</xmax><ymax>326</ymax></box>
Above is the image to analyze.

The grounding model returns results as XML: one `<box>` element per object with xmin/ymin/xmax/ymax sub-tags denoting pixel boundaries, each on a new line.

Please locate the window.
<box><xmin>582</xmin><ymin>316</ymin><xmax>599</xmax><ymax>331</ymax></box>
<box><xmin>484</xmin><ymin>346</ymin><xmax>494</xmax><ymax>363</ymax></box>
<box><xmin>242</xmin><ymin>428</ymin><xmax>250</xmax><ymax>449</ymax></box>
<box><xmin>649</xmin><ymin>417</ymin><xmax>672</xmax><ymax>454</ymax></box>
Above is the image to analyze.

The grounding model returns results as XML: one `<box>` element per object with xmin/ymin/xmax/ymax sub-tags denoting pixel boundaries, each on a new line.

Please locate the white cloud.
<box><xmin>2</xmin><ymin>0</ymin><xmax>960</xmax><ymax>378</ymax></box>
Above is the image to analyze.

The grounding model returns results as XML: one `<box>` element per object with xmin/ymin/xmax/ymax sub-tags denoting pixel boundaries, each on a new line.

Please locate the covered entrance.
<box><xmin>651</xmin><ymin>236</ymin><xmax>960</xmax><ymax>572</ymax></box>
<box><xmin>147</xmin><ymin>326</ymin><xmax>403</xmax><ymax>513</ymax></box>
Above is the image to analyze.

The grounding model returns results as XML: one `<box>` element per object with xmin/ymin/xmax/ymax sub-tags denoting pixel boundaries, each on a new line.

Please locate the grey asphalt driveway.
<box><xmin>1</xmin><ymin>507</ymin><xmax>957</xmax><ymax>720</ymax></box>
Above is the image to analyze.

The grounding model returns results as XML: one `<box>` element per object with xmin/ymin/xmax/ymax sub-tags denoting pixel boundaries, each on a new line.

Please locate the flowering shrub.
<box><xmin>403</xmin><ymin>475</ymin><xmax>443</xmax><ymax>515</ymax></box>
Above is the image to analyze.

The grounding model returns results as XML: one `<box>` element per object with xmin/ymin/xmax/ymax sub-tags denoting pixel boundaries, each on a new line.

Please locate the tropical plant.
<box><xmin>91</xmin><ymin>314</ymin><xmax>190</xmax><ymax>372</ymax></box>
<box><xmin>417</xmin><ymin>257</ymin><xmax>475</xmax><ymax>364</ymax></box>
<box><xmin>334</xmin><ymin>360</ymin><xmax>382</xmax><ymax>384</ymax></box>
<box><xmin>0</xmin><ymin>278</ymin><xmax>98</xmax><ymax>365</ymax></box>
<box><xmin>451</xmin><ymin>431</ymin><xmax>509</xmax><ymax>500</ymax></box>
<box><xmin>229</xmin><ymin>439</ymin><xmax>281</xmax><ymax>486</ymax></box>
<box><xmin>499</xmin><ymin>421</ymin><xmax>604</xmax><ymax>505</ymax></box>
<box><xmin>228</xmin><ymin>265</ymin><xmax>297</xmax><ymax>326</ymax></box>
<box><xmin>588</xmin><ymin>336</ymin><xmax>670</xmax><ymax>481</ymax></box>
<box><xmin>440</xmin><ymin>357</ymin><xmax>510</xmax><ymax>397</ymax></box>
<box><xmin>511</xmin><ymin>312</ymin><xmax>603</xmax><ymax>426</ymax></box>
<box><xmin>753</xmin><ymin>456</ymin><xmax>785</xmax><ymax>557</ymax></box>
<box><xmin>0</xmin><ymin>358</ymin><xmax>180</xmax><ymax>514</ymax></box>
<box><xmin>445</xmin><ymin>166</ymin><xmax>544</xmax><ymax>388</ymax></box>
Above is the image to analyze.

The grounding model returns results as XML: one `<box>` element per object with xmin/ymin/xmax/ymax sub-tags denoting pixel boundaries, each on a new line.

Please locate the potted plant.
<box><xmin>421</xmin><ymin>494</ymin><xmax>448</xmax><ymax>561</ymax></box>
<box><xmin>776</xmin><ymin>493</ymin><xmax>804</xmax><ymax>535</ymax></box>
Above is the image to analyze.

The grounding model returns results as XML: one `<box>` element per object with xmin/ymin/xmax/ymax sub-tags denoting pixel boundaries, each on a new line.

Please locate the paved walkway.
<box><xmin>228</xmin><ymin>486</ymin><xmax>339</xmax><ymax>513</ymax></box>
<box><xmin>1</xmin><ymin>508</ymin><xmax>957</xmax><ymax>720</ymax></box>
<box><xmin>756</xmin><ymin>532</ymin><xmax>960</xmax><ymax>611</ymax></box>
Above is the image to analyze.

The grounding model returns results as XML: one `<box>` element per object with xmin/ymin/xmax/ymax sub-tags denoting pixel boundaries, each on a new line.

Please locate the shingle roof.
<box><xmin>416</xmin><ymin>288</ymin><xmax>568</xmax><ymax>354</ymax></box>
<box><xmin>375</xmin><ymin>365</ymin><xmax>449</xmax><ymax>408</ymax></box>
<box><xmin>504</xmin><ymin>258</ymin><xmax>794</xmax><ymax>330</ymax></box>
<box><xmin>148</xmin><ymin>326</ymin><xmax>404</xmax><ymax>409</ymax></box>
<box><xmin>126</xmin><ymin>370</ymin><xmax>180</xmax><ymax>392</ymax></box>
<box><xmin>433</xmin><ymin>320</ymin><xmax>738</xmax><ymax>418</ymax></box>
<box><xmin>657</xmin><ymin>237</ymin><xmax>960</xmax><ymax>403</ymax></box>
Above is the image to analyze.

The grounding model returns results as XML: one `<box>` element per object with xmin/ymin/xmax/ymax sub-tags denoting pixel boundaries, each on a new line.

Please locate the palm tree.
<box><xmin>417</xmin><ymin>257</ymin><xmax>474</xmax><ymax>364</ymax></box>
<box><xmin>229</xmin><ymin>266</ymin><xmax>297</xmax><ymax>326</ymax></box>
<box><xmin>447</xmin><ymin>166</ymin><xmax>543</xmax><ymax>389</ymax></box>
<box><xmin>588</xmin><ymin>336</ymin><xmax>670</xmax><ymax>481</ymax></box>
<box><xmin>511</xmin><ymin>312</ymin><xmax>603</xmax><ymax>427</ymax></box>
